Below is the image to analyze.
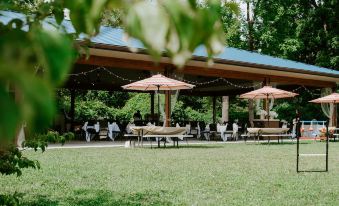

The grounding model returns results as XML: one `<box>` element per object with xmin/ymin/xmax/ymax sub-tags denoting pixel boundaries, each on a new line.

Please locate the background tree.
<box><xmin>253</xmin><ymin>0</ymin><xmax>338</xmax><ymax>69</ymax></box>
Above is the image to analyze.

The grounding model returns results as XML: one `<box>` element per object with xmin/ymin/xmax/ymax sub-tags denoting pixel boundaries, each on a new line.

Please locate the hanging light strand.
<box><xmin>68</xmin><ymin>66</ymin><xmax>324</xmax><ymax>93</ymax></box>
<box><xmin>302</xmin><ymin>86</ymin><xmax>321</xmax><ymax>96</ymax></box>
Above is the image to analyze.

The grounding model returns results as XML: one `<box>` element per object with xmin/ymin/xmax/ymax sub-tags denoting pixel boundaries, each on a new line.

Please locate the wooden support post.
<box><xmin>165</xmin><ymin>91</ymin><xmax>171</xmax><ymax>127</ymax></box>
<box><xmin>332</xmin><ymin>87</ymin><xmax>337</xmax><ymax>127</ymax></box>
<box><xmin>70</xmin><ymin>89</ymin><xmax>76</xmax><ymax>132</ymax></box>
<box><xmin>164</xmin><ymin>66</ymin><xmax>173</xmax><ymax>127</ymax></box>
<box><xmin>248</xmin><ymin>99</ymin><xmax>254</xmax><ymax>127</ymax></box>
<box><xmin>212</xmin><ymin>96</ymin><xmax>217</xmax><ymax>124</ymax></box>
<box><xmin>222</xmin><ymin>96</ymin><xmax>229</xmax><ymax>123</ymax></box>
<box><xmin>150</xmin><ymin>92</ymin><xmax>155</xmax><ymax>121</ymax></box>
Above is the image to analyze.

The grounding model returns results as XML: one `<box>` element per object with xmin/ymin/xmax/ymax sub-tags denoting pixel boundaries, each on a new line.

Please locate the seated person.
<box><xmin>133</xmin><ymin>110</ymin><xmax>142</xmax><ymax>121</ymax></box>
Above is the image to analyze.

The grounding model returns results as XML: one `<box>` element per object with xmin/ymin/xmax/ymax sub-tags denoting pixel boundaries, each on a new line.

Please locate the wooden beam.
<box><xmin>180</xmin><ymin>65</ymin><xmax>336</xmax><ymax>88</ymax></box>
<box><xmin>76</xmin><ymin>55</ymin><xmax>336</xmax><ymax>88</ymax></box>
<box><xmin>77</xmin><ymin>55</ymin><xmax>164</xmax><ymax>72</ymax></box>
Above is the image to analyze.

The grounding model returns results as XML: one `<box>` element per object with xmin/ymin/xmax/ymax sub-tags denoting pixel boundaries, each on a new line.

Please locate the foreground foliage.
<box><xmin>0</xmin><ymin>0</ymin><xmax>229</xmax><ymax>148</ymax></box>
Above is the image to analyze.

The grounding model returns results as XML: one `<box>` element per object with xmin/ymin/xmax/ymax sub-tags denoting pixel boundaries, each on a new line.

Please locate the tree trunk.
<box><xmin>247</xmin><ymin>2</ymin><xmax>254</xmax><ymax>51</ymax></box>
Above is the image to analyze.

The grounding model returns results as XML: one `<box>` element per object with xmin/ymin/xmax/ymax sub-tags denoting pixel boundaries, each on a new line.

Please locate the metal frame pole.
<box><xmin>296</xmin><ymin>120</ymin><xmax>300</xmax><ymax>172</ymax></box>
<box><xmin>326</xmin><ymin>120</ymin><xmax>329</xmax><ymax>172</ymax></box>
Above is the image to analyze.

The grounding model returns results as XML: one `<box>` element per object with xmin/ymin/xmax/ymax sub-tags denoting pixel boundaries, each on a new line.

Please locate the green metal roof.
<box><xmin>1</xmin><ymin>10</ymin><xmax>338</xmax><ymax>77</ymax></box>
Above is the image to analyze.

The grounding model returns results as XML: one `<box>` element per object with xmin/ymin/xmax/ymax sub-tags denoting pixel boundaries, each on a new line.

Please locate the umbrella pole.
<box><xmin>266</xmin><ymin>95</ymin><xmax>270</xmax><ymax>127</ymax></box>
<box><xmin>157</xmin><ymin>86</ymin><xmax>160</xmax><ymax>125</ymax></box>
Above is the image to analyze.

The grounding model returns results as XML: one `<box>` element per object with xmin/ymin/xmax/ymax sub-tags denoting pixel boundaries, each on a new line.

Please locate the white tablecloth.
<box><xmin>247</xmin><ymin>128</ymin><xmax>289</xmax><ymax>134</ymax></box>
<box><xmin>125</xmin><ymin>123</ymin><xmax>135</xmax><ymax>134</ymax></box>
<box><xmin>108</xmin><ymin>122</ymin><xmax>120</xmax><ymax>141</ymax></box>
<box><xmin>131</xmin><ymin>126</ymin><xmax>186</xmax><ymax>141</ymax></box>
<box><xmin>217</xmin><ymin>124</ymin><xmax>228</xmax><ymax>141</ymax></box>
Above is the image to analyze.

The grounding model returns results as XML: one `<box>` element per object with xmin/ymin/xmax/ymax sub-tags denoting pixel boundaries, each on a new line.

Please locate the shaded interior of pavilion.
<box><xmin>56</xmin><ymin>62</ymin><xmax>337</xmax><ymax>140</ymax></box>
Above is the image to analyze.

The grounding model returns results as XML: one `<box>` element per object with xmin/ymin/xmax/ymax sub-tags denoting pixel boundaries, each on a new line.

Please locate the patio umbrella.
<box><xmin>122</xmin><ymin>74</ymin><xmax>194</xmax><ymax>125</ymax></box>
<box><xmin>309</xmin><ymin>93</ymin><xmax>339</xmax><ymax>104</ymax></box>
<box><xmin>309</xmin><ymin>93</ymin><xmax>339</xmax><ymax>125</ymax></box>
<box><xmin>240</xmin><ymin>86</ymin><xmax>298</xmax><ymax>126</ymax></box>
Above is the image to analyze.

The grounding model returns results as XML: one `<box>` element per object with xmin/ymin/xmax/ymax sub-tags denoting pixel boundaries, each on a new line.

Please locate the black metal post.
<box><xmin>296</xmin><ymin>120</ymin><xmax>300</xmax><ymax>172</ymax></box>
<box><xmin>326</xmin><ymin>120</ymin><xmax>329</xmax><ymax>172</ymax></box>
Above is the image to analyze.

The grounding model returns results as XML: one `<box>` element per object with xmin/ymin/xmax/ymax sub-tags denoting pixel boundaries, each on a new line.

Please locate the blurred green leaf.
<box><xmin>0</xmin><ymin>85</ymin><xmax>20</xmax><ymax>144</ymax></box>
<box><xmin>33</xmin><ymin>29</ymin><xmax>74</xmax><ymax>86</ymax></box>
<box><xmin>124</xmin><ymin>0</ymin><xmax>226</xmax><ymax>67</ymax></box>
<box><xmin>65</xmin><ymin>0</ymin><xmax>110</xmax><ymax>35</ymax></box>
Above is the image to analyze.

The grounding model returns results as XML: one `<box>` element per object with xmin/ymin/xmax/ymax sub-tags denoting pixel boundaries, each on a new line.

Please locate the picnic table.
<box><xmin>129</xmin><ymin>126</ymin><xmax>191</xmax><ymax>148</ymax></box>
<box><xmin>247</xmin><ymin>128</ymin><xmax>290</xmax><ymax>143</ymax></box>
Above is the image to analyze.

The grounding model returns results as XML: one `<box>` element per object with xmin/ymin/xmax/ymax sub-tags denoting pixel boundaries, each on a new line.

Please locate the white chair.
<box><xmin>231</xmin><ymin>123</ymin><xmax>239</xmax><ymax>141</ymax></box>
<box><xmin>82</xmin><ymin>121</ymin><xmax>100</xmax><ymax>142</ymax></box>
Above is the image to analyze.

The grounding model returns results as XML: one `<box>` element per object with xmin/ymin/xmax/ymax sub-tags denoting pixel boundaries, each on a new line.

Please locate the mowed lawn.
<box><xmin>1</xmin><ymin>142</ymin><xmax>339</xmax><ymax>205</ymax></box>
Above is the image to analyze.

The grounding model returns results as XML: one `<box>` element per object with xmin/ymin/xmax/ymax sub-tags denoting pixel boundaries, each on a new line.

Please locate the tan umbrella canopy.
<box><xmin>122</xmin><ymin>74</ymin><xmax>194</xmax><ymax>91</ymax></box>
<box><xmin>240</xmin><ymin>86</ymin><xmax>298</xmax><ymax>126</ymax></box>
<box><xmin>122</xmin><ymin>74</ymin><xmax>195</xmax><ymax>125</ymax></box>
<box><xmin>309</xmin><ymin>93</ymin><xmax>339</xmax><ymax>104</ymax></box>
<box><xmin>240</xmin><ymin>86</ymin><xmax>298</xmax><ymax>99</ymax></box>
<box><xmin>309</xmin><ymin>93</ymin><xmax>339</xmax><ymax>126</ymax></box>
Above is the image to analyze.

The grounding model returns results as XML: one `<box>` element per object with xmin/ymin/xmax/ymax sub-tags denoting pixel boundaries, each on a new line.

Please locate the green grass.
<box><xmin>1</xmin><ymin>142</ymin><xmax>339</xmax><ymax>205</ymax></box>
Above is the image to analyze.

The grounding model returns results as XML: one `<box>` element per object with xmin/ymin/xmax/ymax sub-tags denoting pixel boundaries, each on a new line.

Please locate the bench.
<box><xmin>260</xmin><ymin>134</ymin><xmax>293</xmax><ymax>143</ymax></box>
<box><xmin>142</xmin><ymin>134</ymin><xmax>194</xmax><ymax>148</ymax></box>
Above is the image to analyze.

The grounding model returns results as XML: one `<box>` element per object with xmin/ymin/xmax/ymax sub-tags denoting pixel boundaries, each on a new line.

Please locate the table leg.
<box><xmin>158</xmin><ymin>138</ymin><xmax>160</xmax><ymax>148</ymax></box>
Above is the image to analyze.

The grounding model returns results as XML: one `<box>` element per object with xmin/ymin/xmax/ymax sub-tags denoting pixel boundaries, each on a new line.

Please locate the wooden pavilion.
<box><xmin>1</xmin><ymin>11</ymin><xmax>339</xmax><ymax>141</ymax></box>
<box><xmin>64</xmin><ymin>26</ymin><xmax>339</xmax><ymax>127</ymax></box>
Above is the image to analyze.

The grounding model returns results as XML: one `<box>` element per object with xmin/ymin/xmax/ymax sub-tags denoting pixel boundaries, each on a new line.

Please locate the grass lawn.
<box><xmin>1</xmin><ymin>141</ymin><xmax>339</xmax><ymax>205</ymax></box>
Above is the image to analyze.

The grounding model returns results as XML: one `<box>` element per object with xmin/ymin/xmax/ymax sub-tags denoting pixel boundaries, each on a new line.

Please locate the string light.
<box><xmin>301</xmin><ymin>86</ymin><xmax>321</xmax><ymax>96</ymax></box>
<box><xmin>69</xmin><ymin>66</ymin><xmax>324</xmax><ymax>94</ymax></box>
<box><xmin>69</xmin><ymin>67</ymin><xmax>136</xmax><ymax>82</ymax></box>
<box><xmin>292</xmin><ymin>86</ymin><xmax>321</xmax><ymax>96</ymax></box>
